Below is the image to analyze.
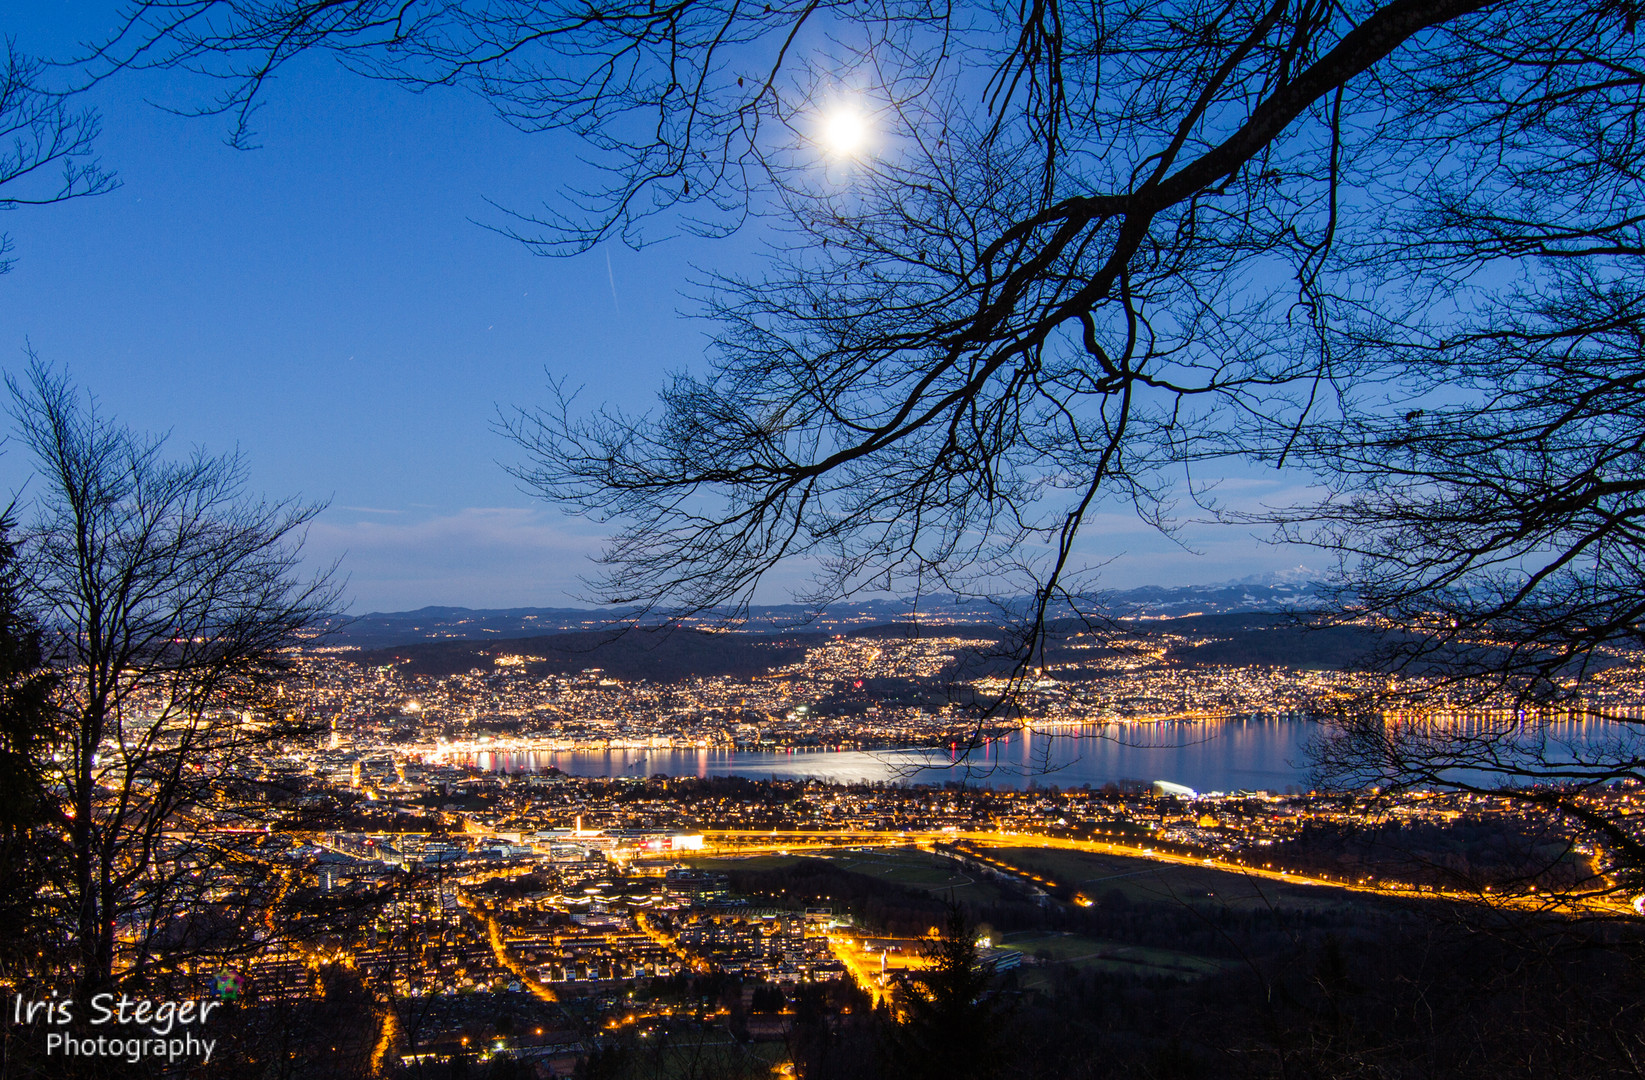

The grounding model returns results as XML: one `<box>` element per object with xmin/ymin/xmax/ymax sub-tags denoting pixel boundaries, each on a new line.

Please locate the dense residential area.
<box><xmin>88</xmin><ymin>618</ymin><xmax>1636</xmax><ymax>1078</ymax></box>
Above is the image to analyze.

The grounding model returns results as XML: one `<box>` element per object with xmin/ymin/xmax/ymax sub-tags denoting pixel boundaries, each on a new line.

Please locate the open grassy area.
<box><xmin>998</xmin><ymin>929</ymin><xmax>1232</xmax><ymax>980</ymax></box>
<box><xmin>678</xmin><ymin>843</ymin><xmax>1390</xmax><ymax>920</ymax></box>
<box><xmin>820</xmin><ymin>848</ymin><xmax>1014</xmax><ymax>904</ymax></box>
<box><xmin>678</xmin><ymin>846</ymin><xmax>1014</xmax><ymax>904</ymax></box>
<box><xmin>671</xmin><ymin>854</ymin><xmax>808</xmax><ymax>873</ymax></box>
<box><xmin>986</xmin><ymin>846</ymin><xmax>1374</xmax><ymax>915</ymax></box>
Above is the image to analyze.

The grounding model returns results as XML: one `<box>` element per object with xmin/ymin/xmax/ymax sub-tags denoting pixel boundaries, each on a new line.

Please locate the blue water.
<box><xmin>459</xmin><ymin>719</ymin><xmax>1319</xmax><ymax>793</ymax></box>
<box><xmin>453</xmin><ymin>712</ymin><xmax>1645</xmax><ymax>792</ymax></box>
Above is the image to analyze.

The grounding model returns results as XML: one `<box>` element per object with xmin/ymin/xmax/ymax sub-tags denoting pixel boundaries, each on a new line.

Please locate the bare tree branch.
<box><xmin>6</xmin><ymin>356</ymin><xmax>341</xmax><ymax>993</ymax></box>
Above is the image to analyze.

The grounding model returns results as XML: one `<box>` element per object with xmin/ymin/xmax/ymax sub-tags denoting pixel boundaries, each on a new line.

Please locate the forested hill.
<box><xmin>347</xmin><ymin>627</ymin><xmax>824</xmax><ymax>681</ymax></box>
<box><xmin>1154</xmin><ymin>615</ymin><xmax>1389</xmax><ymax>671</ymax></box>
<box><xmin>326</xmin><ymin>578</ymin><xmax>1326</xmax><ymax>649</ymax></box>
<box><xmin>340</xmin><ymin>615</ymin><xmax>1400</xmax><ymax>682</ymax></box>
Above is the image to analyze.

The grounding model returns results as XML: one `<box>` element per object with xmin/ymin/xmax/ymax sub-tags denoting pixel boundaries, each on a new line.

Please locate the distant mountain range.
<box><xmin>324</xmin><ymin>577</ymin><xmax>1328</xmax><ymax>650</ymax></box>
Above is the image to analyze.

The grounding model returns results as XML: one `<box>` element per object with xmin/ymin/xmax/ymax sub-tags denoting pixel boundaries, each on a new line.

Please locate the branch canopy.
<box><xmin>98</xmin><ymin>0</ymin><xmax>1645</xmax><ymax>675</ymax></box>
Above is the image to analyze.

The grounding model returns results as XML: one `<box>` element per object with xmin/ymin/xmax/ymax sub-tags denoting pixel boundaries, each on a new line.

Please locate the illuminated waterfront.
<box><xmin>444</xmin><ymin>712</ymin><xmax>1645</xmax><ymax>794</ymax></box>
<box><xmin>450</xmin><ymin>720</ymin><xmax>1319</xmax><ymax>792</ymax></box>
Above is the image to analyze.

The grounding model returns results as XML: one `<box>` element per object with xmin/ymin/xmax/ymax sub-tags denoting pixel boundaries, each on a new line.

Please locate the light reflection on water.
<box><xmin>449</xmin><ymin>714</ymin><xmax>1644</xmax><ymax>793</ymax></box>
<box><xmin>456</xmin><ymin>719</ymin><xmax>1319</xmax><ymax>792</ymax></box>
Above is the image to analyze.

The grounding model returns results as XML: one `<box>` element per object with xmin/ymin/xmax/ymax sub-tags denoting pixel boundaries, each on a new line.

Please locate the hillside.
<box><xmin>341</xmin><ymin>615</ymin><xmax>1402</xmax><ymax>685</ymax></box>
<box><xmin>348</xmin><ymin>627</ymin><xmax>824</xmax><ymax>681</ymax></box>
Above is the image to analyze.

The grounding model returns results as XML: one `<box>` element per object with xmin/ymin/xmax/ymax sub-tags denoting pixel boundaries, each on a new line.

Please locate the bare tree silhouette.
<box><xmin>7</xmin><ymin>358</ymin><xmax>341</xmax><ymax>993</ymax></box>
<box><xmin>0</xmin><ymin>43</ymin><xmax>113</xmax><ymax>272</ymax></box>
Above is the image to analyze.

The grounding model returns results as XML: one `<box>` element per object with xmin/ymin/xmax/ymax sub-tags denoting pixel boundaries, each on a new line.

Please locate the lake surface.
<box><xmin>450</xmin><ymin>712</ymin><xmax>1644</xmax><ymax>793</ymax></box>
<box><xmin>458</xmin><ymin>719</ymin><xmax>1320</xmax><ymax>793</ymax></box>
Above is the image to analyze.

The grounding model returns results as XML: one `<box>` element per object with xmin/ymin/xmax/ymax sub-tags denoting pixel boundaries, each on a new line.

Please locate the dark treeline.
<box><xmin>351</xmin><ymin>628</ymin><xmax>821</xmax><ymax>681</ymax></box>
<box><xmin>989</xmin><ymin>920</ymin><xmax>1645</xmax><ymax>1080</ymax></box>
<box><xmin>693</xmin><ymin>857</ymin><xmax>1645</xmax><ymax>1079</ymax></box>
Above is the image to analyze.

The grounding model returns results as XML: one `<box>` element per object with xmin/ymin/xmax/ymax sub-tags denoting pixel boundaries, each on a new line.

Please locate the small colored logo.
<box><xmin>211</xmin><ymin>971</ymin><xmax>246</xmax><ymax>1002</ymax></box>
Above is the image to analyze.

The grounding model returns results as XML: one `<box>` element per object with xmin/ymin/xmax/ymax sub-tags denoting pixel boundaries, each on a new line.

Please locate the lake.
<box><xmin>456</xmin><ymin>718</ymin><xmax>1320</xmax><ymax>793</ymax></box>
<box><xmin>448</xmin><ymin>711</ymin><xmax>1645</xmax><ymax>793</ymax></box>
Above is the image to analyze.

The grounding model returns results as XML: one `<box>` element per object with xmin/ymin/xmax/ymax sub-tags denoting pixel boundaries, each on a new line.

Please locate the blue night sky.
<box><xmin>0</xmin><ymin>2</ymin><xmax>1315</xmax><ymax>612</ymax></box>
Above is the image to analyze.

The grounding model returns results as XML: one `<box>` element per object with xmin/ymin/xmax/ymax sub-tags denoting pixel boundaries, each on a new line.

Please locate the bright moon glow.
<box><xmin>821</xmin><ymin>106</ymin><xmax>869</xmax><ymax>155</ymax></box>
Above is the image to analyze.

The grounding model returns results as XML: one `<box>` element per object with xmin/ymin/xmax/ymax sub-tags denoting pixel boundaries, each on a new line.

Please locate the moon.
<box><xmin>820</xmin><ymin>105</ymin><xmax>869</xmax><ymax>156</ymax></box>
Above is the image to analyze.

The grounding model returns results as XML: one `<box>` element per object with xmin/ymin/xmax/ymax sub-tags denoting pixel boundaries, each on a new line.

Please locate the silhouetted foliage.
<box><xmin>882</xmin><ymin>905</ymin><xmax>1009</xmax><ymax>1080</ymax></box>
<box><xmin>0</xmin><ymin>513</ymin><xmax>60</xmax><ymax>1040</ymax></box>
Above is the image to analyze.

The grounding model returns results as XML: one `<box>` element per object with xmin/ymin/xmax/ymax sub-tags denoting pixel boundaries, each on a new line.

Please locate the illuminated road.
<box><xmin>454</xmin><ymin>890</ymin><xmax>560</xmax><ymax>1004</ymax></box>
<box><xmin>369</xmin><ymin>995</ymin><xmax>401</xmax><ymax>1077</ymax></box>
<box><xmin>633</xmin><ymin>910</ymin><xmax>708</xmax><ymax>977</ymax></box>
<box><xmin>825</xmin><ymin>934</ymin><xmax>930</xmax><ymax>1008</ymax></box>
